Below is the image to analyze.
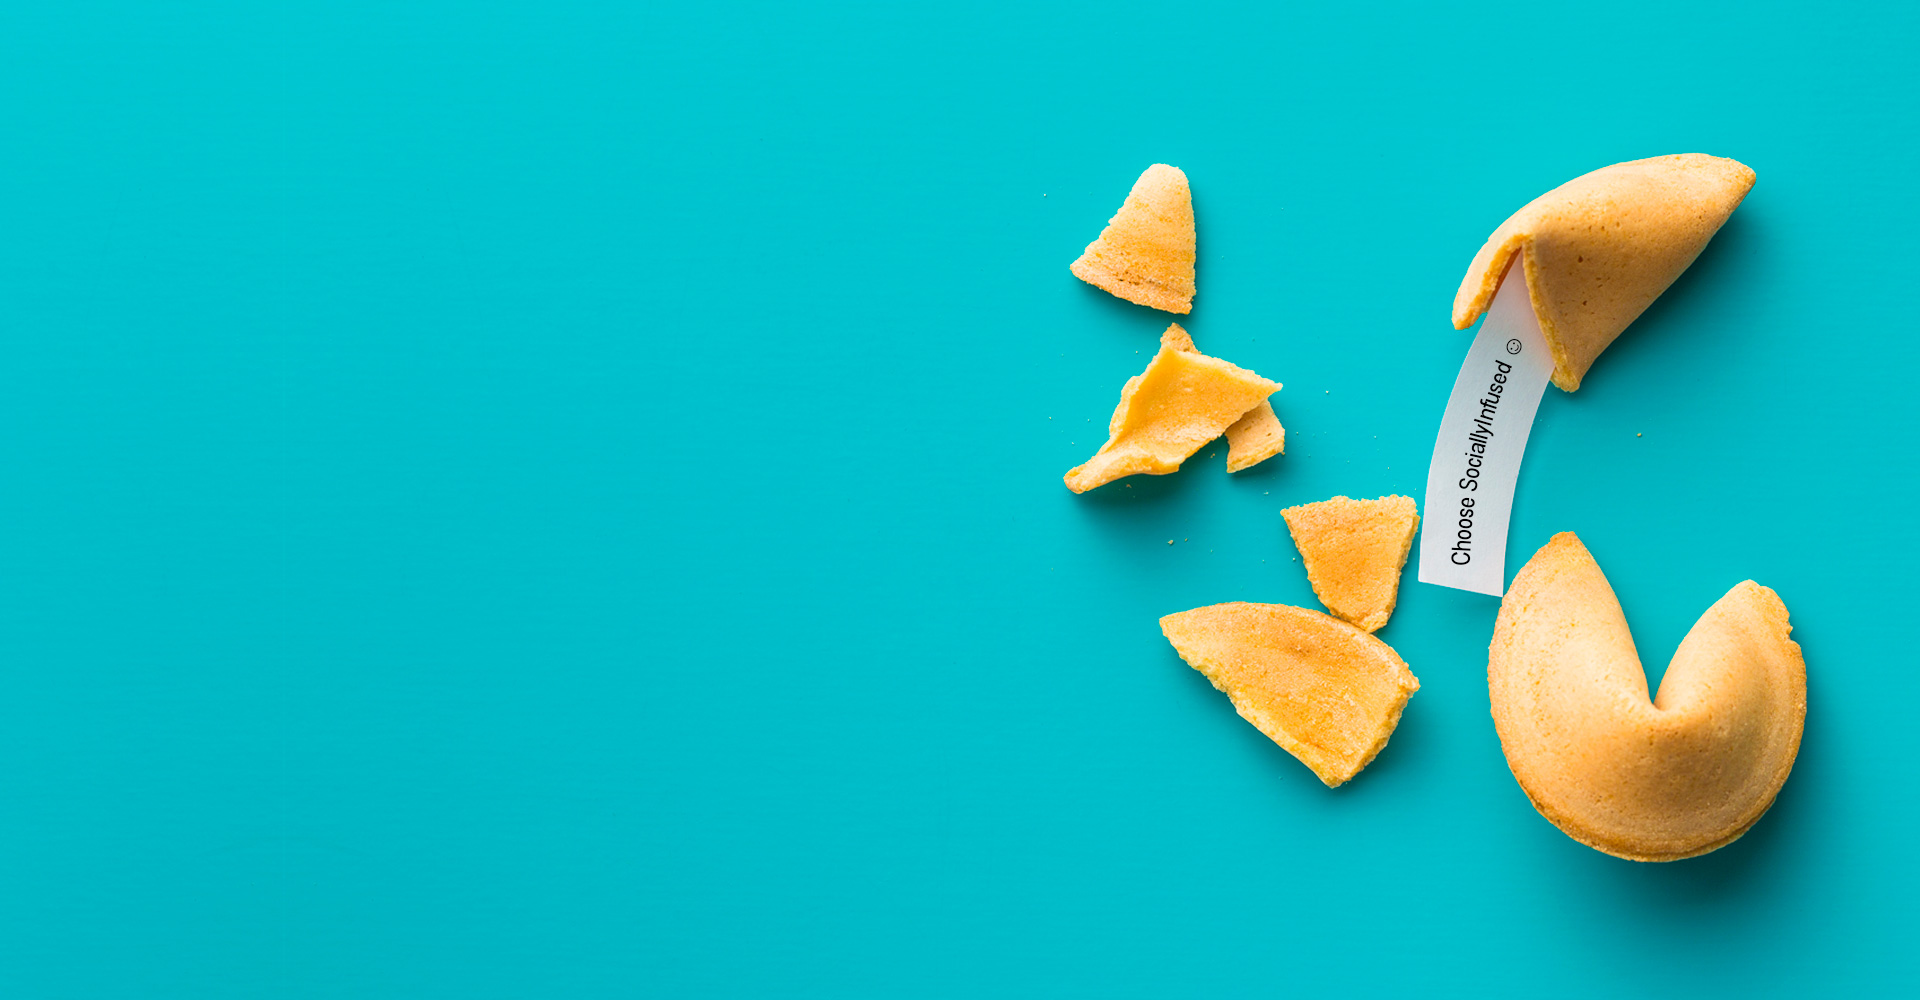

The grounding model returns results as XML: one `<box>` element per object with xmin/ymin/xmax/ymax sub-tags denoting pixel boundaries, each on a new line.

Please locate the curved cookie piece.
<box><xmin>1453</xmin><ymin>154</ymin><xmax>1755</xmax><ymax>391</ymax></box>
<box><xmin>1490</xmin><ymin>533</ymin><xmax>1806</xmax><ymax>861</ymax></box>
<box><xmin>1066</xmin><ymin>325</ymin><xmax>1278</xmax><ymax>493</ymax></box>
<box><xmin>1070</xmin><ymin>164</ymin><xmax>1196</xmax><ymax>314</ymax></box>
<box><xmin>1161</xmin><ymin>602</ymin><xmax>1419</xmax><ymax>787</ymax></box>
<box><xmin>1281</xmin><ymin>495</ymin><xmax>1419</xmax><ymax>632</ymax></box>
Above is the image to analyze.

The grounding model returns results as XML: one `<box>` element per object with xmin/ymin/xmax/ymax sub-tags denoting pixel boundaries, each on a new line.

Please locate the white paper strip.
<box><xmin>1417</xmin><ymin>263</ymin><xmax>1555</xmax><ymax>596</ymax></box>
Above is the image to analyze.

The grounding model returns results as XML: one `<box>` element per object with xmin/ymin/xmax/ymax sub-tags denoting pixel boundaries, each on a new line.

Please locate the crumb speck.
<box><xmin>1167</xmin><ymin>540</ymin><xmax>1174</xmax><ymax>545</ymax></box>
<box><xmin>1637</xmin><ymin>432</ymin><xmax>1643</xmax><ymax>437</ymax></box>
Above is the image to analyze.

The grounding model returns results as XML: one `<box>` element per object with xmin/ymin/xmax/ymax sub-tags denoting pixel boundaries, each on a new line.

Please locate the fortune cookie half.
<box><xmin>1453</xmin><ymin>154</ymin><xmax>1755</xmax><ymax>391</ymax></box>
<box><xmin>1163</xmin><ymin>603</ymin><xmax>1419</xmax><ymax>787</ymax></box>
<box><xmin>1490</xmin><ymin>533</ymin><xmax>1806</xmax><ymax>861</ymax></box>
<box><xmin>1066</xmin><ymin>324</ymin><xmax>1279</xmax><ymax>493</ymax></box>
<box><xmin>1070</xmin><ymin>164</ymin><xmax>1196</xmax><ymax>314</ymax></box>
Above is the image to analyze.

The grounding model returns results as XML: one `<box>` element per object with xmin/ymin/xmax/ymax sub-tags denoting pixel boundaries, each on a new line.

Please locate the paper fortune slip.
<box><xmin>1418</xmin><ymin>263</ymin><xmax>1554</xmax><ymax>596</ymax></box>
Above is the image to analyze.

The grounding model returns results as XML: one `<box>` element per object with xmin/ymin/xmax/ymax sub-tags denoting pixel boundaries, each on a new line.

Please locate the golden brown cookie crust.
<box><xmin>1452</xmin><ymin>154</ymin><xmax>1755</xmax><ymax>391</ymax></box>
<box><xmin>1161</xmin><ymin>602</ymin><xmax>1419</xmax><ymax>787</ymax></box>
<box><xmin>1124</xmin><ymin>326</ymin><xmax>1284</xmax><ymax>474</ymax></box>
<box><xmin>1070</xmin><ymin>164</ymin><xmax>1196</xmax><ymax>314</ymax></box>
<box><xmin>1066</xmin><ymin>325</ymin><xmax>1277</xmax><ymax>493</ymax></box>
<box><xmin>1224</xmin><ymin>400</ymin><xmax>1284</xmax><ymax>473</ymax></box>
<box><xmin>1281</xmin><ymin>496</ymin><xmax>1419</xmax><ymax>632</ymax></box>
<box><xmin>1489</xmin><ymin>533</ymin><xmax>1806</xmax><ymax>861</ymax></box>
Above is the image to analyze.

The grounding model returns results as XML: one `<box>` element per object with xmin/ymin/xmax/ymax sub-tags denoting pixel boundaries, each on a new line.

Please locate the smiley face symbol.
<box><xmin>1506</xmin><ymin>339</ymin><xmax>1522</xmax><ymax>356</ymax></box>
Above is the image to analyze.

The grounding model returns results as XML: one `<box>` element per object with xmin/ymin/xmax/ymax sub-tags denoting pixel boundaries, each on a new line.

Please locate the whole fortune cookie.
<box><xmin>1453</xmin><ymin>154</ymin><xmax>1755</xmax><ymax>392</ymax></box>
<box><xmin>1489</xmin><ymin>532</ymin><xmax>1805</xmax><ymax>861</ymax></box>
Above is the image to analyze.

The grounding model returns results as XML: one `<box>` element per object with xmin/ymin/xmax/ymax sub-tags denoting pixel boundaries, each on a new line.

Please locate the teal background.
<box><xmin>0</xmin><ymin>1</ymin><xmax>1913</xmax><ymax>995</ymax></box>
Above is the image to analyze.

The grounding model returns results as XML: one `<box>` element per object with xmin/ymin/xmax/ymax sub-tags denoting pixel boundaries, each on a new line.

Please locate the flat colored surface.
<box><xmin>0</xmin><ymin>2</ymin><xmax>1914</xmax><ymax>995</ymax></box>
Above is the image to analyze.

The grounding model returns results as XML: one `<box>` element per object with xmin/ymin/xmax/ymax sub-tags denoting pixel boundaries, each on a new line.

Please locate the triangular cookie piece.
<box><xmin>1070</xmin><ymin>164</ymin><xmax>1196</xmax><ymax>314</ymax></box>
<box><xmin>1161</xmin><ymin>602</ymin><xmax>1420</xmax><ymax>787</ymax></box>
<box><xmin>1281</xmin><ymin>495</ymin><xmax>1419</xmax><ymax>632</ymax></box>
<box><xmin>1452</xmin><ymin>154</ymin><xmax>1754</xmax><ymax>391</ymax></box>
<box><xmin>1066</xmin><ymin>325</ymin><xmax>1277</xmax><ymax>493</ymax></box>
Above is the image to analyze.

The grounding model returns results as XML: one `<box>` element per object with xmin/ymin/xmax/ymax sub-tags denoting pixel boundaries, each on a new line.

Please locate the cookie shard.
<box><xmin>1452</xmin><ymin>154</ymin><xmax>1756</xmax><ymax>392</ymax></box>
<box><xmin>1224</xmin><ymin>400</ymin><xmax>1284</xmax><ymax>472</ymax></box>
<box><xmin>1142</xmin><ymin>325</ymin><xmax>1284</xmax><ymax>472</ymax></box>
<box><xmin>1066</xmin><ymin>324</ymin><xmax>1277</xmax><ymax>493</ymax></box>
<box><xmin>1490</xmin><ymin>532</ymin><xmax>1807</xmax><ymax>862</ymax></box>
<box><xmin>1160</xmin><ymin>602</ymin><xmax>1420</xmax><ymax>787</ymax></box>
<box><xmin>1070</xmin><ymin>164</ymin><xmax>1196</xmax><ymax>314</ymax></box>
<box><xmin>1281</xmin><ymin>496</ymin><xmax>1419</xmax><ymax>632</ymax></box>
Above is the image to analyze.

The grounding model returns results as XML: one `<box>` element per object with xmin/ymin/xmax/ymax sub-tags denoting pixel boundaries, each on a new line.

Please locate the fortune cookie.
<box><xmin>1282</xmin><ymin>496</ymin><xmax>1419</xmax><ymax>632</ymax></box>
<box><xmin>1453</xmin><ymin>154</ymin><xmax>1755</xmax><ymax>391</ymax></box>
<box><xmin>1070</xmin><ymin>164</ymin><xmax>1196</xmax><ymax>314</ymax></box>
<box><xmin>1490</xmin><ymin>533</ymin><xmax>1806</xmax><ymax>861</ymax></box>
<box><xmin>1162</xmin><ymin>603</ymin><xmax>1419</xmax><ymax>787</ymax></box>
<box><xmin>1066</xmin><ymin>324</ymin><xmax>1279</xmax><ymax>493</ymax></box>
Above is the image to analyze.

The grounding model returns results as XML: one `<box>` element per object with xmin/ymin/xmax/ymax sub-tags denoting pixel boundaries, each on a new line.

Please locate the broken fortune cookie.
<box><xmin>1490</xmin><ymin>532</ymin><xmax>1806</xmax><ymax>861</ymax></box>
<box><xmin>1066</xmin><ymin>324</ymin><xmax>1280</xmax><ymax>493</ymax></box>
<box><xmin>1224</xmin><ymin>401</ymin><xmax>1285</xmax><ymax>473</ymax></box>
<box><xmin>1070</xmin><ymin>164</ymin><xmax>1196</xmax><ymax>314</ymax></box>
<box><xmin>1453</xmin><ymin>153</ymin><xmax>1755</xmax><ymax>391</ymax></box>
<box><xmin>1282</xmin><ymin>495</ymin><xmax>1419</xmax><ymax>632</ymax></box>
<box><xmin>1161</xmin><ymin>602</ymin><xmax>1419</xmax><ymax>787</ymax></box>
<box><xmin>1149</xmin><ymin>325</ymin><xmax>1284</xmax><ymax>473</ymax></box>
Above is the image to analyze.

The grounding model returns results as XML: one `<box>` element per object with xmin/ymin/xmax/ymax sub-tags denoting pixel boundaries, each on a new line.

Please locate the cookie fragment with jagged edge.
<box><xmin>1224</xmin><ymin>401</ymin><xmax>1284</xmax><ymax>472</ymax></box>
<box><xmin>1160</xmin><ymin>602</ymin><xmax>1420</xmax><ymax>787</ymax></box>
<box><xmin>1282</xmin><ymin>495</ymin><xmax>1420</xmax><ymax>632</ymax></box>
<box><xmin>1103</xmin><ymin>326</ymin><xmax>1283</xmax><ymax>474</ymax></box>
<box><xmin>1490</xmin><ymin>532</ymin><xmax>1806</xmax><ymax>861</ymax></box>
<box><xmin>1066</xmin><ymin>324</ymin><xmax>1279</xmax><ymax>493</ymax></box>
<box><xmin>1070</xmin><ymin>164</ymin><xmax>1196</xmax><ymax>314</ymax></box>
<box><xmin>1453</xmin><ymin>154</ymin><xmax>1755</xmax><ymax>391</ymax></box>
